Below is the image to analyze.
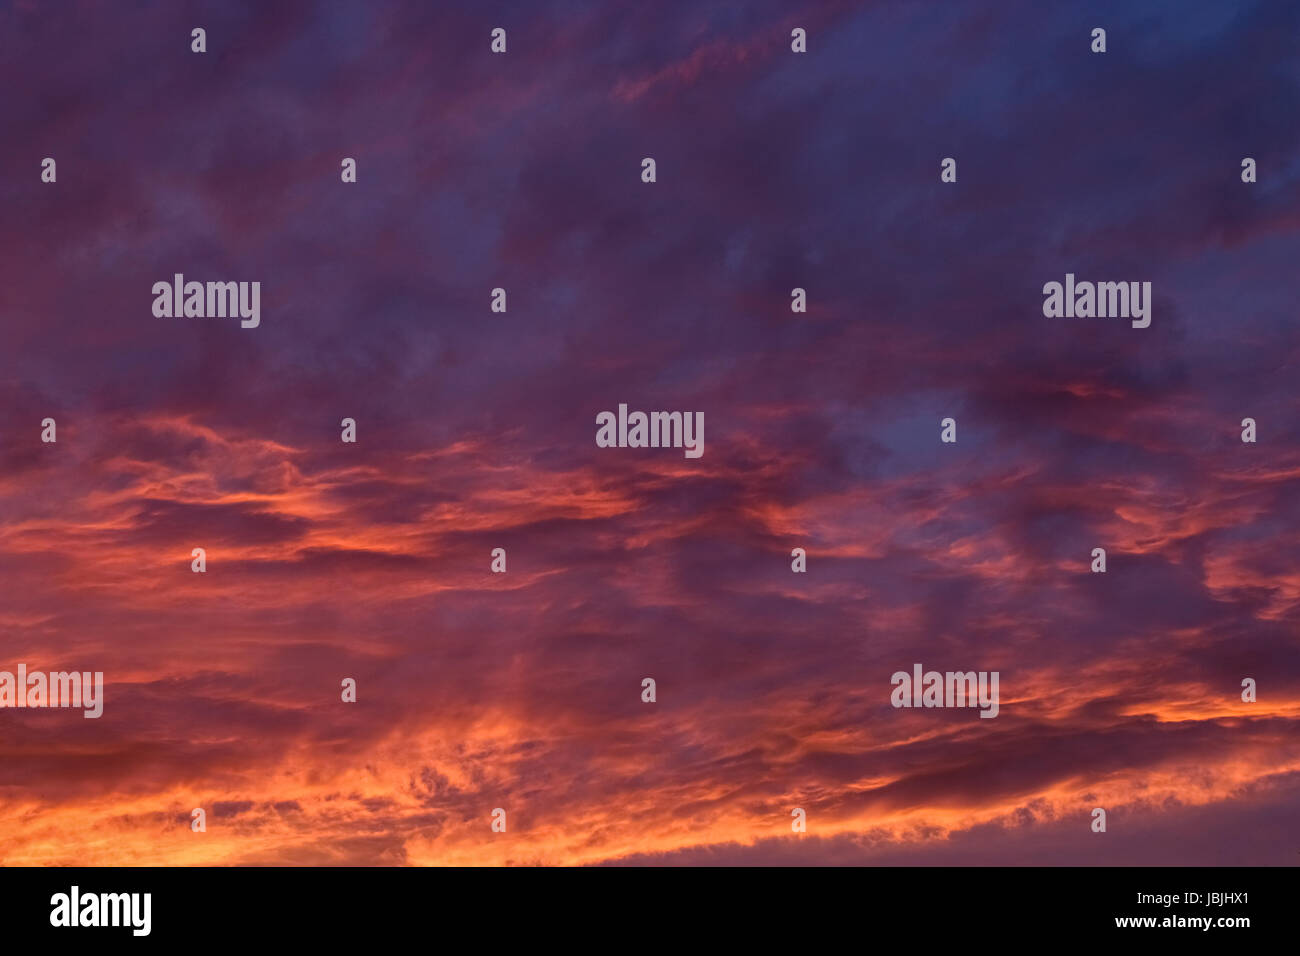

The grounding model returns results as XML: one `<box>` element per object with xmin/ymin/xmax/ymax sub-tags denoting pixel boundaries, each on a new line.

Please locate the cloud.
<box><xmin>1</xmin><ymin>0</ymin><xmax>1298</xmax><ymax>865</ymax></box>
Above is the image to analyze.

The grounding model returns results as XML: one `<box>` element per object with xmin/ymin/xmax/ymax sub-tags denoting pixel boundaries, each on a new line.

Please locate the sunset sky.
<box><xmin>1</xmin><ymin>0</ymin><xmax>1298</xmax><ymax>866</ymax></box>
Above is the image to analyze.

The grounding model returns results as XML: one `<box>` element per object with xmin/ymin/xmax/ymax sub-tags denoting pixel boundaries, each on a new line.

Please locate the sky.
<box><xmin>1</xmin><ymin>0</ymin><xmax>1298</xmax><ymax>866</ymax></box>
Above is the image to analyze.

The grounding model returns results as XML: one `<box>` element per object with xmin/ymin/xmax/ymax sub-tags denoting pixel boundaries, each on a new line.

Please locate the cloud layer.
<box><xmin>1</xmin><ymin>0</ymin><xmax>1298</xmax><ymax>865</ymax></box>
